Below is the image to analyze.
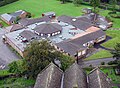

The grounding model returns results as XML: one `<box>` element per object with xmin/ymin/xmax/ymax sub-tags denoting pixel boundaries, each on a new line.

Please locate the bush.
<box><xmin>108</xmin><ymin>11</ymin><xmax>120</xmax><ymax>18</ymax></box>
<box><xmin>107</xmin><ymin>60</ymin><xmax>118</xmax><ymax>65</ymax></box>
<box><xmin>101</xmin><ymin>62</ymin><xmax>105</xmax><ymax>65</ymax></box>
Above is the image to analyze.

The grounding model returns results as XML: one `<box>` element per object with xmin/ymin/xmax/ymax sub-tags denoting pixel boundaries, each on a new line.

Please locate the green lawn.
<box><xmin>0</xmin><ymin>70</ymin><xmax>14</xmax><ymax>76</ymax></box>
<box><xmin>85</xmin><ymin>49</ymin><xmax>113</xmax><ymax>61</ymax></box>
<box><xmin>0</xmin><ymin>0</ymin><xmax>120</xmax><ymax>27</ymax></box>
<box><xmin>101</xmin><ymin>67</ymin><xmax>120</xmax><ymax>84</ymax></box>
<box><xmin>101</xmin><ymin>30</ymin><xmax>120</xmax><ymax>49</ymax></box>
<box><xmin>0</xmin><ymin>77</ymin><xmax>35</xmax><ymax>88</ymax></box>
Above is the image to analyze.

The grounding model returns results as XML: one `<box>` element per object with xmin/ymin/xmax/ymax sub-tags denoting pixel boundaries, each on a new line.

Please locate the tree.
<box><xmin>90</xmin><ymin>0</ymin><xmax>100</xmax><ymax>12</ymax></box>
<box><xmin>73</xmin><ymin>0</ymin><xmax>83</xmax><ymax>6</ymax></box>
<box><xmin>111</xmin><ymin>43</ymin><xmax>120</xmax><ymax>60</ymax></box>
<box><xmin>109</xmin><ymin>0</ymin><xmax>117</xmax><ymax>11</ymax></box>
<box><xmin>23</xmin><ymin>40</ymin><xmax>74</xmax><ymax>78</ymax></box>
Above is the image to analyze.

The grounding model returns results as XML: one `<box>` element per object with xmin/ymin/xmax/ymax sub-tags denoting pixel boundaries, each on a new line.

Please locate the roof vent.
<box><xmin>72</xmin><ymin>19</ymin><xmax>76</xmax><ymax>22</ymax></box>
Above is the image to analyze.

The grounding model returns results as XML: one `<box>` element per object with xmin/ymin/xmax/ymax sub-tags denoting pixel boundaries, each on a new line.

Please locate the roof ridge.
<box><xmin>38</xmin><ymin>62</ymin><xmax>63</xmax><ymax>76</ymax></box>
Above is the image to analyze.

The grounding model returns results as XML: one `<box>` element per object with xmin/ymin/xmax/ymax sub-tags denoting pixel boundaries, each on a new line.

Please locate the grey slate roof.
<box><xmin>1</xmin><ymin>13</ymin><xmax>16</xmax><ymax>22</ymax></box>
<box><xmin>63</xmin><ymin>63</ymin><xmax>88</xmax><ymax>88</ymax></box>
<box><xmin>1</xmin><ymin>10</ymin><xmax>26</xmax><ymax>23</ymax></box>
<box><xmin>88</xmin><ymin>67</ymin><xmax>112</xmax><ymax>88</ymax></box>
<box><xmin>34</xmin><ymin>63</ymin><xmax>112</xmax><ymax>88</ymax></box>
<box><xmin>70</xmin><ymin>29</ymin><xmax>105</xmax><ymax>45</ymax></box>
<box><xmin>19</xmin><ymin>30</ymin><xmax>38</xmax><ymax>41</ymax></box>
<box><xmin>57</xmin><ymin>15</ymin><xmax>93</xmax><ymax>31</ymax></box>
<box><xmin>10</xmin><ymin>10</ymin><xmax>26</xmax><ymax>17</ymax></box>
<box><xmin>57</xmin><ymin>15</ymin><xmax>74</xmax><ymax>24</ymax></box>
<box><xmin>56</xmin><ymin>40</ymin><xmax>87</xmax><ymax>56</ymax></box>
<box><xmin>72</xmin><ymin>19</ymin><xmax>92</xmax><ymax>31</ymax></box>
<box><xmin>5</xmin><ymin>24</ymin><xmax>23</xmax><ymax>32</ymax></box>
<box><xmin>34</xmin><ymin>62</ymin><xmax>63</xmax><ymax>88</ymax></box>
<box><xmin>19</xmin><ymin>16</ymin><xmax>51</xmax><ymax>26</ymax></box>
<box><xmin>34</xmin><ymin>23</ymin><xmax>62</xmax><ymax>34</ymax></box>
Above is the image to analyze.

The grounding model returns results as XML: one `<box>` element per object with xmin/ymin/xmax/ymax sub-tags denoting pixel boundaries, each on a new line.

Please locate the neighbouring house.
<box><xmin>4</xmin><ymin>29</ymin><xmax>38</xmax><ymax>57</ymax></box>
<box><xmin>55</xmin><ymin>27</ymin><xmax>106</xmax><ymax>57</ymax></box>
<box><xmin>83</xmin><ymin>13</ymin><xmax>113</xmax><ymax>30</ymax></box>
<box><xmin>5</xmin><ymin>24</ymin><xmax>23</xmax><ymax>32</ymax></box>
<box><xmin>34</xmin><ymin>23</ymin><xmax>62</xmax><ymax>37</ymax></box>
<box><xmin>42</xmin><ymin>12</ymin><xmax>56</xmax><ymax>18</ymax></box>
<box><xmin>4</xmin><ymin>14</ymin><xmax>107</xmax><ymax>58</ymax></box>
<box><xmin>0</xmin><ymin>10</ymin><xmax>28</xmax><ymax>25</ymax></box>
<box><xmin>55</xmin><ymin>40</ymin><xmax>87</xmax><ymax>57</ymax></box>
<box><xmin>57</xmin><ymin>15</ymin><xmax>93</xmax><ymax>31</ymax></box>
<box><xmin>34</xmin><ymin>63</ymin><xmax>112</xmax><ymax>88</ymax></box>
<box><xmin>18</xmin><ymin>16</ymin><xmax>51</xmax><ymax>27</ymax></box>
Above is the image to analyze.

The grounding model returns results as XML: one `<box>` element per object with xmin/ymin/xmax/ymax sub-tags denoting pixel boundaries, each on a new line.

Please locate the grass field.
<box><xmin>0</xmin><ymin>77</ymin><xmax>35</xmax><ymax>88</ymax></box>
<box><xmin>85</xmin><ymin>49</ymin><xmax>113</xmax><ymax>60</ymax></box>
<box><xmin>101</xmin><ymin>67</ymin><xmax>120</xmax><ymax>84</ymax></box>
<box><xmin>101</xmin><ymin>30</ymin><xmax>120</xmax><ymax>49</ymax></box>
<box><xmin>0</xmin><ymin>0</ymin><xmax>120</xmax><ymax>28</ymax></box>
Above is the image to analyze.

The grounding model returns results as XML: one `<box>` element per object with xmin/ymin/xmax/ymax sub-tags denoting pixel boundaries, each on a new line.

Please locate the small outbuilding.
<box><xmin>42</xmin><ymin>12</ymin><xmax>56</xmax><ymax>18</ymax></box>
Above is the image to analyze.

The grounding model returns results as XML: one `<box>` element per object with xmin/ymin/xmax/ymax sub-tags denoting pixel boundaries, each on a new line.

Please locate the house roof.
<box><xmin>34</xmin><ymin>62</ymin><xmax>63</xmax><ymax>88</ymax></box>
<box><xmin>57</xmin><ymin>15</ymin><xmax>74</xmax><ymax>24</ymax></box>
<box><xmin>56</xmin><ymin>40</ymin><xmax>87</xmax><ymax>56</ymax></box>
<box><xmin>57</xmin><ymin>15</ymin><xmax>93</xmax><ymax>31</ymax></box>
<box><xmin>70</xmin><ymin>29</ymin><xmax>105</xmax><ymax>45</ymax></box>
<box><xmin>34</xmin><ymin>23</ymin><xmax>62</xmax><ymax>34</ymax></box>
<box><xmin>88</xmin><ymin>67</ymin><xmax>112</xmax><ymax>88</ymax></box>
<box><xmin>72</xmin><ymin>19</ymin><xmax>93</xmax><ymax>31</ymax></box>
<box><xmin>19</xmin><ymin>30</ymin><xmax>38</xmax><ymax>41</ymax></box>
<box><xmin>10</xmin><ymin>10</ymin><xmax>26</xmax><ymax>17</ymax></box>
<box><xmin>34</xmin><ymin>63</ymin><xmax>112</xmax><ymax>88</ymax></box>
<box><xmin>19</xmin><ymin>16</ymin><xmax>51</xmax><ymax>26</ymax></box>
<box><xmin>63</xmin><ymin>63</ymin><xmax>87</xmax><ymax>88</ymax></box>
<box><xmin>5</xmin><ymin>24</ymin><xmax>23</xmax><ymax>32</ymax></box>
<box><xmin>1</xmin><ymin>13</ymin><xmax>16</xmax><ymax>22</ymax></box>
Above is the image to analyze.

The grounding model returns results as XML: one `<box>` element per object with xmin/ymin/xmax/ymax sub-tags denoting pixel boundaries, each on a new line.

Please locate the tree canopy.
<box><xmin>90</xmin><ymin>0</ymin><xmax>100</xmax><ymax>12</ymax></box>
<box><xmin>22</xmin><ymin>40</ymin><xmax>75</xmax><ymax>79</ymax></box>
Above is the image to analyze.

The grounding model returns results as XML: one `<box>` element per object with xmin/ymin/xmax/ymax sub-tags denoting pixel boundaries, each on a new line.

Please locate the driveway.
<box><xmin>0</xmin><ymin>28</ymin><xmax>19</xmax><ymax>69</ymax></box>
<box><xmin>79</xmin><ymin>58</ymin><xmax>115</xmax><ymax>68</ymax></box>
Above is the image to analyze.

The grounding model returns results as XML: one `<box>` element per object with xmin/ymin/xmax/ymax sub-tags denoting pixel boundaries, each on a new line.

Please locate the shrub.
<box><xmin>101</xmin><ymin>62</ymin><xmax>105</xmax><ymax>65</ymax></box>
<box><xmin>107</xmin><ymin>60</ymin><xmax>118</xmax><ymax>65</ymax></box>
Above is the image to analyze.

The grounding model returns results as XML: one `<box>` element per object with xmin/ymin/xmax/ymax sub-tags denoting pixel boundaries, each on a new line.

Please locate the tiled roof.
<box><xmin>5</xmin><ymin>24</ymin><xmax>23</xmax><ymax>32</ymax></box>
<box><xmin>88</xmin><ymin>67</ymin><xmax>112</xmax><ymax>88</ymax></box>
<box><xmin>70</xmin><ymin>29</ymin><xmax>105</xmax><ymax>45</ymax></box>
<box><xmin>34</xmin><ymin>23</ymin><xmax>62</xmax><ymax>34</ymax></box>
<box><xmin>19</xmin><ymin>30</ymin><xmax>38</xmax><ymax>41</ymax></box>
<box><xmin>63</xmin><ymin>63</ymin><xmax>88</xmax><ymax>88</ymax></box>
<box><xmin>34</xmin><ymin>63</ymin><xmax>112</xmax><ymax>88</ymax></box>
<box><xmin>34</xmin><ymin>62</ymin><xmax>63</xmax><ymax>88</ymax></box>
<box><xmin>19</xmin><ymin>16</ymin><xmax>51</xmax><ymax>26</ymax></box>
<box><xmin>56</xmin><ymin>40</ymin><xmax>87</xmax><ymax>56</ymax></box>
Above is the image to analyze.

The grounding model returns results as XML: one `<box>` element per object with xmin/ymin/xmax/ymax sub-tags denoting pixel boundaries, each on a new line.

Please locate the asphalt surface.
<box><xmin>79</xmin><ymin>58</ymin><xmax>115</xmax><ymax>68</ymax></box>
<box><xmin>0</xmin><ymin>28</ymin><xmax>19</xmax><ymax>69</ymax></box>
